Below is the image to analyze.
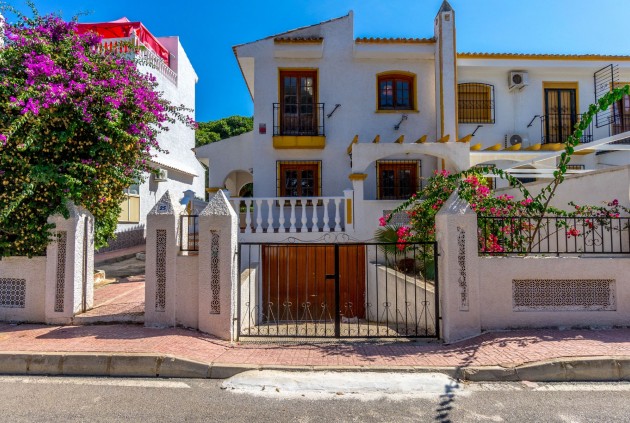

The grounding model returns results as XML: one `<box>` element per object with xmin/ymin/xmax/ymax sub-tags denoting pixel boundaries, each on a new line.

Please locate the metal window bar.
<box><xmin>539</xmin><ymin>114</ymin><xmax>593</xmax><ymax>144</ymax></box>
<box><xmin>179</xmin><ymin>215</ymin><xmax>199</xmax><ymax>252</ymax></box>
<box><xmin>273</xmin><ymin>103</ymin><xmax>325</xmax><ymax>136</ymax></box>
<box><xmin>457</xmin><ymin>83</ymin><xmax>495</xmax><ymax>124</ymax></box>
<box><xmin>477</xmin><ymin>215</ymin><xmax>630</xmax><ymax>255</ymax></box>
<box><xmin>236</xmin><ymin>242</ymin><xmax>439</xmax><ymax>340</ymax></box>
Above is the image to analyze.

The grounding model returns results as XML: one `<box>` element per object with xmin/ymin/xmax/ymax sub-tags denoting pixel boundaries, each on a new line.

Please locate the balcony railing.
<box><xmin>273</xmin><ymin>103</ymin><xmax>325</xmax><ymax>136</ymax></box>
<box><xmin>535</xmin><ymin>114</ymin><xmax>593</xmax><ymax>144</ymax></box>
<box><xmin>95</xmin><ymin>36</ymin><xmax>178</xmax><ymax>86</ymax></box>
<box><xmin>231</xmin><ymin>196</ymin><xmax>344</xmax><ymax>234</ymax></box>
<box><xmin>610</xmin><ymin>113</ymin><xmax>630</xmax><ymax>144</ymax></box>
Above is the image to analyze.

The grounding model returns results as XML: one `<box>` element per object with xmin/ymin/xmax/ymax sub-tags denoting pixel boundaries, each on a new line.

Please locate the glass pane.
<box><xmin>396</xmin><ymin>80</ymin><xmax>410</xmax><ymax>108</ymax></box>
<box><xmin>399</xmin><ymin>169</ymin><xmax>413</xmax><ymax>197</ymax></box>
<box><xmin>381</xmin><ymin>170</ymin><xmax>395</xmax><ymax>199</ymax></box>
<box><xmin>380</xmin><ymin>80</ymin><xmax>393</xmax><ymax>107</ymax></box>
<box><xmin>285</xmin><ymin>170</ymin><xmax>298</xmax><ymax>197</ymax></box>
<box><xmin>284</xmin><ymin>77</ymin><xmax>297</xmax><ymax>95</ymax></box>
<box><xmin>301</xmin><ymin>170</ymin><xmax>314</xmax><ymax>196</ymax></box>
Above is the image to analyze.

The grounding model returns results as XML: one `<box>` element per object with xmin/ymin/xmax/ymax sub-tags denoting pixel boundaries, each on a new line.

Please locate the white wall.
<box><xmin>0</xmin><ymin>257</ymin><xmax>46</xmax><ymax>322</ymax></box>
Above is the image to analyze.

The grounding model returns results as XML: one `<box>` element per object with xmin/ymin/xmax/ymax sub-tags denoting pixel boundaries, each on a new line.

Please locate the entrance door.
<box><xmin>544</xmin><ymin>88</ymin><xmax>577</xmax><ymax>143</ymax></box>
<box><xmin>261</xmin><ymin>244</ymin><xmax>365</xmax><ymax>325</ymax></box>
<box><xmin>280</xmin><ymin>70</ymin><xmax>317</xmax><ymax>135</ymax></box>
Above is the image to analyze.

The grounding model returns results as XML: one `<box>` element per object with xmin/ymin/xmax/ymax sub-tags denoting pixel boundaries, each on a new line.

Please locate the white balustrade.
<box><xmin>232</xmin><ymin>196</ymin><xmax>346</xmax><ymax>234</ymax></box>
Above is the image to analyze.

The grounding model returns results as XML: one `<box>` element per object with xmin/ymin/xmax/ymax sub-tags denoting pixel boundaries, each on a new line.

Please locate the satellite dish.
<box><xmin>509</xmin><ymin>134</ymin><xmax>523</xmax><ymax>146</ymax></box>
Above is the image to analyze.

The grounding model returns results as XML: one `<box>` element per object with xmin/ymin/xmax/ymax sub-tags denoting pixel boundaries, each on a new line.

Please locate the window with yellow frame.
<box><xmin>118</xmin><ymin>184</ymin><xmax>140</xmax><ymax>223</ymax></box>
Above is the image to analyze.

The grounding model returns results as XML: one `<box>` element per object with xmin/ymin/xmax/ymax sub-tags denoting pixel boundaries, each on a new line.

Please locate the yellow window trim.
<box><xmin>118</xmin><ymin>194</ymin><xmax>140</xmax><ymax>224</ymax></box>
<box><xmin>272</xmin><ymin>135</ymin><xmax>326</xmax><ymax>149</ymax></box>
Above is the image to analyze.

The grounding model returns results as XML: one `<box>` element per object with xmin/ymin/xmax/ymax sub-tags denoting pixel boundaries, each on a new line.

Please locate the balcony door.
<box><xmin>280</xmin><ymin>70</ymin><xmax>317</xmax><ymax>135</ymax></box>
<box><xmin>612</xmin><ymin>91</ymin><xmax>630</xmax><ymax>136</ymax></box>
<box><xmin>544</xmin><ymin>88</ymin><xmax>577</xmax><ymax>143</ymax></box>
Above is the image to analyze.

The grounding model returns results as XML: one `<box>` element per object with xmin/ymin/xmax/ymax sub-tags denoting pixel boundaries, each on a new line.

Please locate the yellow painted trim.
<box><xmin>415</xmin><ymin>135</ymin><xmax>427</xmax><ymax>144</ymax></box>
<box><xmin>394</xmin><ymin>135</ymin><xmax>405</xmax><ymax>144</ymax></box>
<box><xmin>452</xmin><ymin>10</ymin><xmax>458</xmax><ymax>141</ymax></box>
<box><xmin>524</xmin><ymin>143</ymin><xmax>541</xmax><ymax>151</ymax></box>
<box><xmin>273</xmin><ymin>135</ymin><xmax>326</xmax><ymax>149</ymax></box>
<box><xmin>346</xmin><ymin>135</ymin><xmax>359</xmax><ymax>155</ymax></box>
<box><xmin>457</xmin><ymin>134</ymin><xmax>473</xmax><ymax>143</ymax></box>
<box><xmin>457</xmin><ymin>53</ymin><xmax>630</xmax><ymax>61</ymax></box>
<box><xmin>348</xmin><ymin>173</ymin><xmax>368</xmax><ymax>181</ymax></box>
<box><xmin>542</xmin><ymin>82</ymin><xmax>579</xmax><ymax>115</ymax></box>
<box><xmin>207</xmin><ymin>187</ymin><xmax>221</xmax><ymax>193</ymax></box>
<box><xmin>505</xmin><ymin>143</ymin><xmax>522</xmax><ymax>151</ymax></box>
<box><xmin>375</xmin><ymin>70</ymin><xmax>418</xmax><ymax>112</ymax></box>
<box><xmin>372</xmin><ymin>135</ymin><xmax>381</xmax><ymax>144</ymax></box>
<box><xmin>484</xmin><ymin>143</ymin><xmax>502</xmax><ymax>151</ymax></box>
<box><xmin>441</xmin><ymin>158</ymin><xmax>446</xmax><ymax>171</ymax></box>
<box><xmin>346</xmin><ymin>199</ymin><xmax>353</xmax><ymax>225</ymax></box>
<box><xmin>540</xmin><ymin>143</ymin><xmax>564</xmax><ymax>151</ymax></box>
<box><xmin>470</xmin><ymin>143</ymin><xmax>482</xmax><ymax>151</ymax></box>
<box><xmin>574</xmin><ymin>148</ymin><xmax>595</xmax><ymax>155</ymax></box>
<box><xmin>438</xmin><ymin>18</ymin><xmax>444</xmax><ymax>137</ymax></box>
<box><xmin>436</xmin><ymin>134</ymin><xmax>450</xmax><ymax>143</ymax></box>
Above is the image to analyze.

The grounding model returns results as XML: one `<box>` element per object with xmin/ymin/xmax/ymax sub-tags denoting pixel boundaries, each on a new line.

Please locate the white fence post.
<box><xmin>435</xmin><ymin>192</ymin><xmax>482</xmax><ymax>343</ymax></box>
<box><xmin>45</xmin><ymin>203</ymin><xmax>94</xmax><ymax>324</ymax></box>
<box><xmin>197</xmin><ymin>190</ymin><xmax>238</xmax><ymax>340</ymax></box>
<box><xmin>144</xmin><ymin>191</ymin><xmax>180</xmax><ymax>327</ymax></box>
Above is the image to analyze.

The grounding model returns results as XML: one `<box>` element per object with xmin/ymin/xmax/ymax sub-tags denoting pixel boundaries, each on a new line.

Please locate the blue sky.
<box><xmin>7</xmin><ymin>0</ymin><xmax>630</xmax><ymax>121</ymax></box>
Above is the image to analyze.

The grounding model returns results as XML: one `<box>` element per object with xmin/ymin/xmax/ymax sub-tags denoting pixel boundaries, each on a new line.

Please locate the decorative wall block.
<box><xmin>382</xmin><ymin>210</ymin><xmax>410</xmax><ymax>226</ymax></box>
<box><xmin>513</xmin><ymin>279</ymin><xmax>616</xmax><ymax>311</ymax></box>
<box><xmin>0</xmin><ymin>278</ymin><xmax>26</xmax><ymax>308</ymax></box>
<box><xmin>54</xmin><ymin>231</ymin><xmax>67</xmax><ymax>312</ymax></box>
<box><xmin>155</xmin><ymin>229</ymin><xmax>167</xmax><ymax>311</ymax></box>
<box><xmin>457</xmin><ymin>227</ymin><xmax>468</xmax><ymax>311</ymax></box>
<box><xmin>210</xmin><ymin>230</ymin><xmax>221</xmax><ymax>314</ymax></box>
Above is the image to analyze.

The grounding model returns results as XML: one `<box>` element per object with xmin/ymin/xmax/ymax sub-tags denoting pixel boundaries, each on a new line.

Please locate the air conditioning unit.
<box><xmin>154</xmin><ymin>168</ymin><xmax>168</xmax><ymax>182</ymax></box>
<box><xmin>506</xmin><ymin>133</ymin><xmax>528</xmax><ymax>147</ymax></box>
<box><xmin>509</xmin><ymin>71</ymin><xmax>528</xmax><ymax>90</ymax></box>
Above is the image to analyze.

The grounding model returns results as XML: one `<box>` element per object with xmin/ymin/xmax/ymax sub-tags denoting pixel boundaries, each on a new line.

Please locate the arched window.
<box><xmin>377</xmin><ymin>72</ymin><xmax>416</xmax><ymax>111</ymax></box>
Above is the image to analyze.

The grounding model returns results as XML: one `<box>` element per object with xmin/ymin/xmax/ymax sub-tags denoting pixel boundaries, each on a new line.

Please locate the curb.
<box><xmin>1</xmin><ymin>353</ymin><xmax>630</xmax><ymax>381</ymax></box>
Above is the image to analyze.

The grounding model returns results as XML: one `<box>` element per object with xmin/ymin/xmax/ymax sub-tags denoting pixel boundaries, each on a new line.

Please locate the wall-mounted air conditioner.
<box><xmin>154</xmin><ymin>168</ymin><xmax>168</xmax><ymax>182</ymax></box>
<box><xmin>509</xmin><ymin>71</ymin><xmax>528</xmax><ymax>90</ymax></box>
<box><xmin>506</xmin><ymin>133</ymin><xmax>528</xmax><ymax>148</ymax></box>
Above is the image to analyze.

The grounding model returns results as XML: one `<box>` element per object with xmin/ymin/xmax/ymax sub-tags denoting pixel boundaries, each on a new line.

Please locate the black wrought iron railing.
<box><xmin>478</xmin><ymin>215</ymin><xmax>630</xmax><ymax>255</ymax></box>
<box><xmin>179</xmin><ymin>215</ymin><xmax>199</xmax><ymax>252</ymax></box>
<box><xmin>536</xmin><ymin>114</ymin><xmax>593</xmax><ymax>144</ymax></box>
<box><xmin>273</xmin><ymin>103</ymin><xmax>325</xmax><ymax>136</ymax></box>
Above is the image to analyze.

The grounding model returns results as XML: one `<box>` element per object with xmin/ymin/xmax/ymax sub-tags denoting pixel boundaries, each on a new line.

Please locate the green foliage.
<box><xmin>195</xmin><ymin>115</ymin><xmax>253</xmax><ymax>147</ymax></box>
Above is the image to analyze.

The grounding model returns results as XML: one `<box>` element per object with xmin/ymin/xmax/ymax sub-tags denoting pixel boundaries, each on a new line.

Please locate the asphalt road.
<box><xmin>0</xmin><ymin>374</ymin><xmax>629</xmax><ymax>422</ymax></box>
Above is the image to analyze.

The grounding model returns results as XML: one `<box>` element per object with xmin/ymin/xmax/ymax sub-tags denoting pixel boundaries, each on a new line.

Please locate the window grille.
<box><xmin>458</xmin><ymin>83</ymin><xmax>495</xmax><ymax>124</ymax></box>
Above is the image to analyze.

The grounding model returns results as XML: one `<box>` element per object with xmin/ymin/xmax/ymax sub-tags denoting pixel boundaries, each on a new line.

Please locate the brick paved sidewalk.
<box><xmin>0</xmin><ymin>324</ymin><xmax>629</xmax><ymax>368</ymax></box>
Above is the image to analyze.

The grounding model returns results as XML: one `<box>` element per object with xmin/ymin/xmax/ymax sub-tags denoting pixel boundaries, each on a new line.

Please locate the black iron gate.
<box><xmin>236</xmin><ymin>241</ymin><xmax>439</xmax><ymax>340</ymax></box>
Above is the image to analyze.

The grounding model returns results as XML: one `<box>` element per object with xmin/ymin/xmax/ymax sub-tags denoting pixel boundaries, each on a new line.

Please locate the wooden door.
<box><xmin>262</xmin><ymin>245</ymin><xmax>366</xmax><ymax>323</ymax></box>
<box><xmin>280</xmin><ymin>71</ymin><xmax>317</xmax><ymax>135</ymax></box>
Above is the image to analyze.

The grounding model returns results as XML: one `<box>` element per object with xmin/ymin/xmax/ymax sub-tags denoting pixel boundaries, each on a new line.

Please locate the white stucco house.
<box><xmin>195</xmin><ymin>1</ymin><xmax>630</xmax><ymax>243</ymax></box>
<box><xmin>77</xmin><ymin>19</ymin><xmax>205</xmax><ymax>251</ymax></box>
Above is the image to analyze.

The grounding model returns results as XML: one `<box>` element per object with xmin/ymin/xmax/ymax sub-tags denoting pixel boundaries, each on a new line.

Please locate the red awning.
<box><xmin>76</xmin><ymin>17</ymin><xmax>170</xmax><ymax>65</ymax></box>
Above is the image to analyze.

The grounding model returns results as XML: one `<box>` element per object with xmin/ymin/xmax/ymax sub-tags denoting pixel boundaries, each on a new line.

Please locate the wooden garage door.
<box><xmin>262</xmin><ymin>244</ymin><xmax>366</xmax><ymax>323</ymax></box>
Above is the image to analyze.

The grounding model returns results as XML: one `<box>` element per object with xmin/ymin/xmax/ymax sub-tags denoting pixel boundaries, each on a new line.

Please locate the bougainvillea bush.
<box><xmin>382</xmin><ymin>86</ymin><xmax>630</xmax><ymax>255</ymax></box>
<box><xmin>0</xmin><ymin>6</ymin><xmax>194</xmax><ymax>256</ymax></box>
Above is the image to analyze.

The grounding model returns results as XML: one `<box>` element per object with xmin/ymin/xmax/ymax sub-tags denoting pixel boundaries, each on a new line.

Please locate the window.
<box><xmin>458</xmin><ymin>83</ymin><xmax>495</xmax><ymax>123</ymax></box>
<box><xmin>543</xmin><ymin>82</ymin><xmax>578</xmax><ymax>144</ymax></box>
<box><xmin>377</xmin><ymin>160</ymin><xmax>420</xmax><ymax>200</ymax></box>
<box><xmin>277</xmin><ymin>70</ymin><xmax>319</xmax><ymax>135</ymax></box>
<box><xmin>612</xmin><ymin>83</ymin><xmax>630</xmax><ymax>139</ymax></box>
<box><xmin>277</xmin><ymin>161</ymin><xmax>321</xmax><ymax>197</ymax></box>
<box><xmin>474</xmin><ymin>164</ymin><xmax>495</xmax><ymax>189</ymax></box>
<box><xmin>377</xmin><ymin>73</ymin><xmax>415</xmax><ymax>111</ymax></box>
<box><xmin>118</xmin><ymin>184</ymin><xmax>140</xmax><ymax>223</ymax></box>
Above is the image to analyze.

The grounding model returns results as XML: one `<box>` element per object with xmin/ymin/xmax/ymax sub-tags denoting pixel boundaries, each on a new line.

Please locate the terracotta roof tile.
<box><xmin>355</xmin><ymin>37</ymin><xmax>435</xmax><ymax>44</ymax></box>
<box><xmin>274</xmin><ymin>36</ymin><xmax>323</xmax><ymax>44</ymax></box>
<box><xmin>458</xmin><ymin>52</ymin><xmax>630</xmax><ymax>60</ymax></box>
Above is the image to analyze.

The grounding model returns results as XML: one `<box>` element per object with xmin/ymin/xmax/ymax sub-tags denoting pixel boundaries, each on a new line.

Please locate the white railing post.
<box><xmin>266</xmin><ymin>199</ymin><xmax>274</xmax><ymax>233</ymax></box>
<box><xmin>289</xmin><ymin>199</ymin><xmax>297</xmax><ymax>233</ymax></box>
<box><xmin>279</xmin><ymin>200</ymin><xmax>286</xmax><ymax>233</ymax></box>
<box><xmin>311</xmin><ymin>198</ymin><xmax>319</xmax><ymax>231</ymax></box>
<box><xmin>334</xmin><ymin>198</ymin><xmax>342</xmax><ymax>232</ymax></box>
<box><xmin>244</xmin><ymin>199</ymin><xmax>252</xmax><ymax>234</ymax></box>
<box><xmin>255</xmin><ymin>199</ymin><xmax>263</xmax><ymax>233</ymax></box>
<box><xmin>323</xmin><ymin>199</ymin><xmax>330</xmax><ymax>232</ymax></box>
<box><xmin>300</xmin><ymin>201</ymin><xmax>308</xmax><ymax>232</ymax></box>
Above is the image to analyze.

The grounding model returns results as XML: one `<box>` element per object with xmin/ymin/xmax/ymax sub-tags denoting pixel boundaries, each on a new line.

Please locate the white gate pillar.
<box><xmin>45</xmin><ymin>204</ymin><xmax>94</xmax><ymax>324</ymax></box>
<box><xmin>197</xmin><ymin>190</ymin><xmax>238</xmax><ymax>340</ymax></box>
<box><xmin>145</xmin><ymin>191</ymin><xmax>180</xmax><ymax>327</ymax></box>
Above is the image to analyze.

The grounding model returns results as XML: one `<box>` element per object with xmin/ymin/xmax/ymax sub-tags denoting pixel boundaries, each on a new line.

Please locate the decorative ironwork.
<box><xmin>155</xmin><ymin>229</ymin><xmax>167</xmax><ymax>311</ymax></box>
<box><xmin>237</xmin><ymin>242</ymin><xmax>439</xmax><ymax>339</ymax></box>
<box><xmin>0</xmin><ymin>278</ymin><xmax>26</xmax><ymax>308</ymax></box>
<box><xmin>179</xmin><ymin>215</ymin><xmax>199</xmax><ymax>252</ymax></box>
<box><xmin>457</xmin><ymin>227</ymin><xmax>468</xmax><ymax>311</ymax></box>
<box><xmin>478</xmin><ymin>215</ymin><xmax>630</xmax><ymax>255</ymax></box>
<box><xmin>382</xmin><ymin>210</ymin><xmax>410</xmax><ymax>226</ymax></box>
<box><xmin>513</xmin><ymin>279</ymin><xmax>615</xmax><ymax>311</ymax></box>
<box><xmin>536</xmin><ymin>113</ymin><xmax>593</xmax><ymax>144</ymax></box>
<box><xmin>273</xmin><ymin>103</ymin><xmax>325</xmax><ymax>136</ymax></box>
<box><xmin>457</xmin><ymin>83</ymin><xmax>495</xmax><ymax>124</ymax></box>
<box><xmin>210</xmin><ymin>231</ymin><xmax>221</xmax><ymax>314</ymax></box>
<box><xmin>54</xmin><ymin>231</ymin><xmax>67</xmax><ymax>312</ymax></box>
<box><xmin>594</xmin><ymin>64</ymin><xmax>619</xmax><ymax>128</ymax></box>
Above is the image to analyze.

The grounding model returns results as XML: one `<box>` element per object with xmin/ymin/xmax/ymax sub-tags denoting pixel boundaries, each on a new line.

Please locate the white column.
<box><xmin>244</xmin><ymin>199</ymin><xmax>252</xmax><ymax>234</ymax></box>
<box><xmin>266</xmin><ymin>199</ymin><xmax>274</xmax><ymax>233</ymax></box>
<box><xmin>144</xmin><ymin>191</ymin><xmax>180</xmax><ymax>328</ymax></box>
<box><xmin>198</xmin><ymin>190</ymin><xmax>238</xmax><ymax>340</ymax></box>
<box><xmin>322</xmin><ymin>199</ymin><xmax>330</xmax><ymax>232</ymax></box>
<box><xmin>279</xmin><ymin>201</ymin><xmax>286</xmax><ymax>232</ymax></box>
<box><xmin>289</xmin><ymin>199</ymin><xmax>297</xmax><ymax>233</ymax></box>
<box><xmin>255</xmin><ymin>199</ymin><xmax>263</xmax><ymax>232</ymax></box>
<box><xmin>334</xmin><ymin>198</ymin><xmax>342</xmax><ymax>232</ymax></box>
<box><xmin>311</xmin><ymin>198</ymin><xmax>319</xmax><ymax>232</ymax></box>
<box><xmin>300</xmin><ymin>201</ymin><xmax>307</xmax><ymax>232</ymax></box>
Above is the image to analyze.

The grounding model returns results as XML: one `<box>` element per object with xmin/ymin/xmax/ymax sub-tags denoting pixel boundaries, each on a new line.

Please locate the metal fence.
<box><xmin>478</xmin><ymin>216</ymin><xmax>630</xmax><ymax>255</ymax></box>
<box><xmin>179</xmin><ymin>215</ymin><xmax>199</xmax><ymax>252</ymax></box>
<box><xmin>237</xmin><ymin>241</ymin><xmax>439</xmax><ymax>340</ymax></box>
<box><xmin>273</xmin><ymin>103</ymin><xmax>325</xmax><ymax>136</ymax></box>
